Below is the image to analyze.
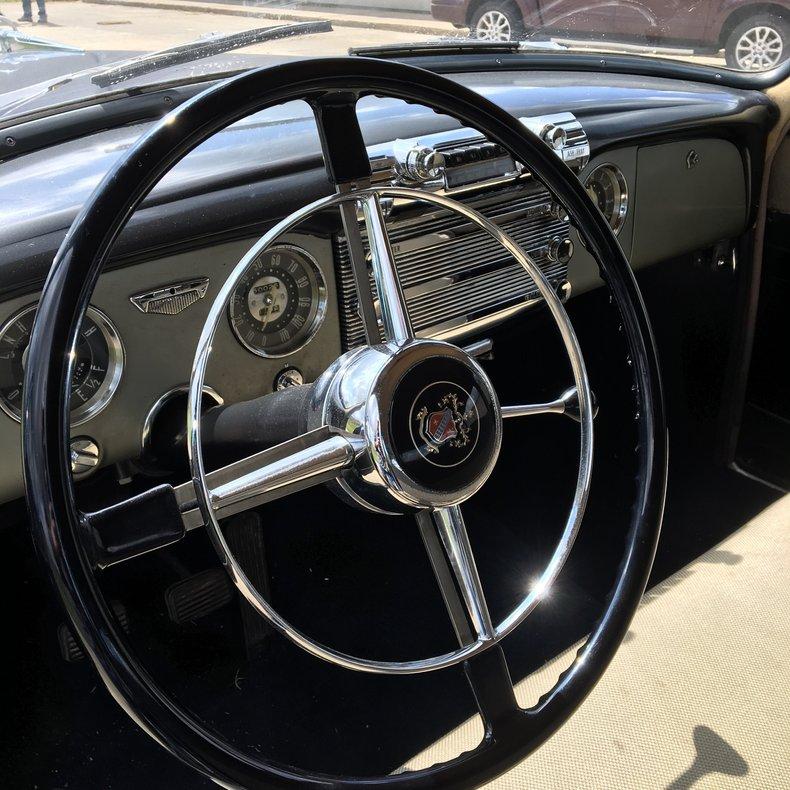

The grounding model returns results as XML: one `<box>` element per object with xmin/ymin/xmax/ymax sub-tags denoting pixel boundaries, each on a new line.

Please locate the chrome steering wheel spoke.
<box><xmin>79</xmin><ymin>428</ymin><xmax>364</xmax><ymax>569</ymax></box>
<box><xmin>310</xmin><ymin>93</ymin><xmax>382</xmax><ymax>344</ymax></box>
<box><xmin>417</xmin><ymin>505</ymin><xmax>495</xmax><ymax>645</ymax></box>
<box><xmin>311</xmin><ymin>93</ymin><xmax>413</xmax><ymax>346</ymax></box>
<box><xmin>179</xmin><ymin>427</ymin><xmax>364</xmax><ymax>529</ymax></box>
<box><xmin>502</xmin><ymin>385</ymin><xmax>598</xmax><ymax>423</ymax></box>
<box><xmin>361</xmin><ymin>192</ymin><xmax>414</xmax><ymax>344</ymax></box>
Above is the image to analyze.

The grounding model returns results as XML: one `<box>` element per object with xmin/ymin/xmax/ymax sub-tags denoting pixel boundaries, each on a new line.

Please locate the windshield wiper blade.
<box><xmin>350</xmin><ymin>40</ymin><xmax>522</xmax><ymax>58</ymax></box>
<box><xmin>349</xmin><ymin>38</ymin><xmax>570</xmax><ymax>59</ymax></box>
<box><xmin>91</xmin><ymin>20</ymin><xmax>332</xmax><ymax>88</ymax></box>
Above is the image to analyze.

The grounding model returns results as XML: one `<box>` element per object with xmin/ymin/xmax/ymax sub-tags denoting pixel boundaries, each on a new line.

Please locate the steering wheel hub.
<box><xmin>312</xmin><ymin>339</ymin><xmax>502</xmax><ymax>512</ymax></box>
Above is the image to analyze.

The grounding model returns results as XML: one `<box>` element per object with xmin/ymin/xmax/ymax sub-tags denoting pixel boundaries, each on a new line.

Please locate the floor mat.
<box><xmin>400</xmin><ymin>494</ymin><xmax>790</xmax><ymax>789</ymax></box>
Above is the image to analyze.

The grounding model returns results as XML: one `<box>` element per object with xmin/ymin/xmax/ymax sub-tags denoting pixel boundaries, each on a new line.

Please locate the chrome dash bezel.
<box><xmin>228</xmin><ymin>243</ymin><xmax>328</xmax><ymax>360</ymax></box>
<box><xmin>583</xmin><ymin>163</ymin><xmax>629</xmax><ymax>236</ymax></box>
<box><xmin>0</xmin><ymin>302</ymin><xmax>125</xmax><ymax>426</ymax></box>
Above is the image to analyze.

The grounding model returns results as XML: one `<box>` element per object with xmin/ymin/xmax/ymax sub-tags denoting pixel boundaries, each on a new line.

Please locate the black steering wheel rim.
<box><xmin>23</xmin><ymin>57</ymin><xmax>666</xmax><ymax>788</ymax></box>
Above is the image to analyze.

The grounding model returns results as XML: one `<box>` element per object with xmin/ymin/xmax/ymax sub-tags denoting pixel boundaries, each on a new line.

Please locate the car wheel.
<box><xmin>725</xmin><ymin>14</ymin><xmax>789</xmax><ymax>70</ymax></box>
<box><xmin>471</xmin><ymin>1</ymin><xmax>524</xmax><ymax>41</ymax></box>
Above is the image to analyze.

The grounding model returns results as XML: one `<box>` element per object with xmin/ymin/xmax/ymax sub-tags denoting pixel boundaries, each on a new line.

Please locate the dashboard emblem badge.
<box><xmin>130</xmin><ymin>278</ymin><xmax>209</xmax><ymax>316</ymax></box>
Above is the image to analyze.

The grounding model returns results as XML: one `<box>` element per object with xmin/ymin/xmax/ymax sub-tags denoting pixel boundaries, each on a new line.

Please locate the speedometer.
<box><xmin>0</xmin><ymin>304</ymin><xmax>124</xmax><ymax>424</ymax></box>
<box><xmin>229</xmin><ymin>244</ymin><xmax>326</xmax><ymax>358</ymax></box>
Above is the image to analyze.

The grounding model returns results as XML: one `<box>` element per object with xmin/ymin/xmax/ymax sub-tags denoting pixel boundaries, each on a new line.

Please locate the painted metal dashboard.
<box><xmin>0</xmin><ymin>68</ymin><xmax>771</xmax><ymax>503</ymax></box>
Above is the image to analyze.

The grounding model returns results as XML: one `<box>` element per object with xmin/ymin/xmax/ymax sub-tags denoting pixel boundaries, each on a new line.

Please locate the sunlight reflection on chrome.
<box><xmin>530</xmin><ymin>577</ymin><xmax>550</xmax><ymax>599</ymax></box>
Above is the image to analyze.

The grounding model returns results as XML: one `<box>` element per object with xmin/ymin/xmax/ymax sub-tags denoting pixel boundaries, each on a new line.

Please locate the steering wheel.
<box><xmin>23</xmin><ymin>58</ymin><xmax>666</xmax><ymax>788</ymax></box>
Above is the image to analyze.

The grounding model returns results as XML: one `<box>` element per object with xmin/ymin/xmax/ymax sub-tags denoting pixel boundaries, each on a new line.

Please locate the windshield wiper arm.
<box><xmin>91</xmin><ymin>20</ymin><xmax>332</xmax><ymax>88</ymax></box>
<box><xmin>349</xmin><ymin>40</ymin><xmax>522</xmax><ymax>58</ymax></box>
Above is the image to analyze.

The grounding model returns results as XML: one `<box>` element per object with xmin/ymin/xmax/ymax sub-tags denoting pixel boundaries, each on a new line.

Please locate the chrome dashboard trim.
<box><xmin>130</xmin><ymin>277</ymin><xmax>209</xmax><ymax>315</ymax></box>
<box><xmin>335</xmin><ymin>182</ymin><xmax>571</xmax><ymax>349</ymax></box>
<box><xmin>422</xmin><ymin>293</ymin><xmax>544</xmax><ymax>342</ymax></box>
<box><xmin>72</xmin><ymin>305</ymin><xmax>126</xmax><ymax>426</ymax></box>
<box><xmin>140</xmin><ymin>383</ymin><xmax>223</xmax><ymax>458</ymax></box>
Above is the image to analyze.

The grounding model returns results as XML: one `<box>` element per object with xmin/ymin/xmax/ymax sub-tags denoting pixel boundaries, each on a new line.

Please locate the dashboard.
<box><xmin>0</xmin><ymin>69</ymin><xmax>773</xmax><ymax>504</ymax></box>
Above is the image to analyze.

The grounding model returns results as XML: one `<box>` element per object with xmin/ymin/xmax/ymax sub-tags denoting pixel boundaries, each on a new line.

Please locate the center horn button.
<box><xmin>308</xmin><ymin>339</ymin><xmax>502</xmax><ymax>513</ymax></box>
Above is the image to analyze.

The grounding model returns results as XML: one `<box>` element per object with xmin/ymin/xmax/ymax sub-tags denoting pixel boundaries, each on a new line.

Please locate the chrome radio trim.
<box><xmin>367</xmin><ymin>111</ymin><xmax>590</xmax><ymax>195</ymax></box>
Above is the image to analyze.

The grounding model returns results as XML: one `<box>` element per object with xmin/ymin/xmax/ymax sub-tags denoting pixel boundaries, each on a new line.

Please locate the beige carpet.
<box><xmin>400</xmin><ymin>494</ymin><xmax>790</xmax><ymax>789</ymax></box>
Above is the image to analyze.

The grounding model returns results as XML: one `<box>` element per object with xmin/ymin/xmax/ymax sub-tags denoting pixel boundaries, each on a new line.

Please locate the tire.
<box><xmin>470</xmin><ymin>1</ymin><xmax>525</xmax><ymax>42</ymax></box>
<box><xmin>724</xmin><ymin>13</ymin><xmax>789</xmax><ymax>70</ymax></box>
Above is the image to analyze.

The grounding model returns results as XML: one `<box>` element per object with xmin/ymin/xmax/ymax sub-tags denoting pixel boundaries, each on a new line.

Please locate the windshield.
<box><xmin>1</xmin><ymin>0</ymin><xmax>788</xmax><ymax>120</ymax></box>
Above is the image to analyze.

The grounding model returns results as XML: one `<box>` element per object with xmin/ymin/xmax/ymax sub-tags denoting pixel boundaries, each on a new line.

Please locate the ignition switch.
<box><xmin>275</xmin><ymin>367</ymin><xmax>304</xmax><ymax>391</ymax></box>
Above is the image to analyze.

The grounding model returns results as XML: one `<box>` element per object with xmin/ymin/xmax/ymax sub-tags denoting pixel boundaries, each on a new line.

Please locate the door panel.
<box><xmin>536</xmin><ymin>0</ymin><xmax>616</xmax><ymax>37</ymax></box>
<box><xmin>736</xmin><ymin>136</ymin><xmax>790</xmax><ymax>490</ymax></box>
<box><xmin>613</xmin><ymin>0</ymin><xmax>710</xmax><ymax>42</ymax></box>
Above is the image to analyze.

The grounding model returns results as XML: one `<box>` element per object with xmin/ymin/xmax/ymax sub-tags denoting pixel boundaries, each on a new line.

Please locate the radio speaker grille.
<box><xmin>334</xmin><ymin>182</ymin><xmax>570</xmax><ymax>350</ymax></box>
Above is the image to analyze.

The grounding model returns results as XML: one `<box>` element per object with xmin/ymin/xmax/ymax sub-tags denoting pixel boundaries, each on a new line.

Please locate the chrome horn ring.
<box><xmin>188</xmin><ymin>185</ymin><xmax>594</xmax><ymax>675</ymax></box>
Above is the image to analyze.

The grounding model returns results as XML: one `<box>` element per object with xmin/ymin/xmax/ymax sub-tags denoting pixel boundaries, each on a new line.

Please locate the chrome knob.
<box><xmin>551</xmin><ymin>202</ymin><xmax>569</xmax><ymax>222</ymax></box>
<box><xmin>548</xmin><ymin>237</ymin><xmax>574</xmax><ymax>264</ymax></box>
<box><xmin>70</xmin><ymin>437</ymin><xmax>100</xmax><ymax>479</ymax></box>
<box><xmin>399</xmin><ymin>145</ymin><xmax>445</xmax><ymax>182</ymax></box>
<box><xmin>541</xmin><ymin>124</ymin><xmax>567</xmax><ymax>151</ymax></box>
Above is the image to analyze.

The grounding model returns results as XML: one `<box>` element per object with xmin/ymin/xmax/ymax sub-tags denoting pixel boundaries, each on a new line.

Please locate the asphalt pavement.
<box><xmin>11</xmin><ymin>0</ymin><xmax>724</xmax><ymax>65</ymax></box>
<box><xmin>9</xmin><ymin>0</ymin><xmax>446</xmax><ymax>54</ymax></box>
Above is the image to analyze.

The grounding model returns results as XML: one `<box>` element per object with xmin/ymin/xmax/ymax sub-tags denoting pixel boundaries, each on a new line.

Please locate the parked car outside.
<box><xmin>430</xmin><ymin>0</ymin><xmax>790</xmax><ymax>70</ymax></box>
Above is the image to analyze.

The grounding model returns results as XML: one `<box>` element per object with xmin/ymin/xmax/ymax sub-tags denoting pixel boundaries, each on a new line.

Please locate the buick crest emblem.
<box><xmin>409</xmin><ymin>383</ymin><xmax>480</xmax><ymax>469</ymax></box>
<box><xmin>415</xmin><ymin>392</ymin><xmax>471</xmax><ymax>454</ymax></box>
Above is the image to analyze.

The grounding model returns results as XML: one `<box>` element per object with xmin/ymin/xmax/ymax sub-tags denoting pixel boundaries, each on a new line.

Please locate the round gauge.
<box><xmin>0</xmin><ymin>304</ymin><xmax>124</xmax><ymax>425</ymax></box>
<box><xmin>584</xmin><ymin>164</ymin><xmax>628</xmax><ymax>235</ymax></box>
<box><xmin>229</xmin><ymin>244</ymin><xmax>327</xmax><ymax>358</ymax></box>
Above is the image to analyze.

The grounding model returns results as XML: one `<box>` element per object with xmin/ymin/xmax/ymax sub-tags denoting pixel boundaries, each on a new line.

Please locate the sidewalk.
<box><xmin>10</xmin><ymin>1</ymin><xmax>441</xmax><ymax>54</ymax></box>
<box><xmin>83</xmin><ymin>0</ymin><xmax>457</xmax><ymax>35</ymax></box>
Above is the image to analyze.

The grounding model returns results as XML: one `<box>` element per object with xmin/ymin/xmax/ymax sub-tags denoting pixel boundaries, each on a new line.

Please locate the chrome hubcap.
<box><xmin>475</xmin><ymin>10</ymin><xmax>513</xmax><ymax>42</ymax></box>
<box><xmin>736</xmin><ymin>25</ymin><xmax>784</xmax><ymax>70</ymax></box>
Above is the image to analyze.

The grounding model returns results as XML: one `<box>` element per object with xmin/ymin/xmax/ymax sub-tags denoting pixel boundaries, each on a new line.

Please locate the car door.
<box><xmin>612</xmin><ymin>0</ymin><xmax>711</xmax><ymax>44</ymax></box>
<box><xmin>534</xmin><ymin>0</ymin><xmax>617</xmax><ymax>40</ymax></box>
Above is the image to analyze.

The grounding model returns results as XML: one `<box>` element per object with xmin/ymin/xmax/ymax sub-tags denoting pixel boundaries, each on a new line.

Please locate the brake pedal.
<box><xmin>165</xmin><ymin>568</ymin><xmax>234</xmax><ymax>624</ymax></box>
<box><xmin>223</xmin><ymin>510</ymin><xmax>273</xmax><ymax>655</ymax></box>
<box><xmin>59</xmin><ymin>600</ymin><xmax>129</xmax><ymax>662</ymax></box>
